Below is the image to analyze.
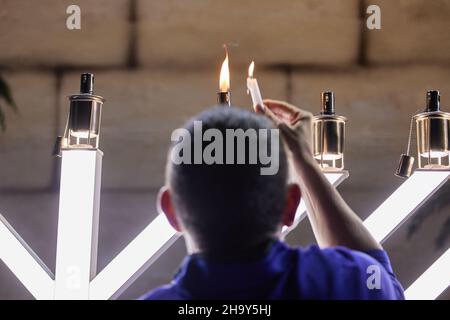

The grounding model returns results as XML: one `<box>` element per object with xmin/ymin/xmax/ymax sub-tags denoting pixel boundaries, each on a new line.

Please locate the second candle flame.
<box><xmin>248</xmin><ymin>61</ymin><xmax>255</xmax><ymax>78</ymax></box>
<box><xmin>219</xmin><ymin>53</ymin><xmax>230</xmax><ymax>92</ymax></box>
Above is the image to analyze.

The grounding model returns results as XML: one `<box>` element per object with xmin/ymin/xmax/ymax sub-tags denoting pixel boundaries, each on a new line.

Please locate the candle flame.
<box><xmin>248</xmin><ymin>61</ymin><xmax>255</xmax><ymax>78</ymax></box>
<box><xmin>219</xmin><ymin>52</ymin><xmax>230</xmax><ymax>92</ymax></box>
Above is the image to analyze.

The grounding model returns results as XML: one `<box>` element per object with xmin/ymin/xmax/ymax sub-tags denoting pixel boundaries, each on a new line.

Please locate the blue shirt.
<box><xmin>141</xmin><ymin>240</ymin><xmax>404</xmax><ymax>300</ymax></box>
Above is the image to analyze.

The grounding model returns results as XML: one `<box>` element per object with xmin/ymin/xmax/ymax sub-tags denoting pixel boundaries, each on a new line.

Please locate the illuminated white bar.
<box><xmin>54</xmin><ymin>149</ymin><xmax>102</xmax><ymax>299</ymax></box>
<box><xmin>282</xmin><ymin>171</ymin><xmax>349</xmax><ymax>236</ymax></box>
<box><xmin>90</xmin><ymin>214</ymin><xmax>179</xmax><ymax>300</ymax></box>
<box><xmin>0</xmin><ymin>214</ymin><xmax>54</xmax><ymax>299</ymax></box>
<box><xmin>364</xmin><ymin>170</ymin><xmax>450</xmax><ymax>243</ymax></box>
<box><xmin>91</xmin><ymin>172</ymin><xmax>347</xmax><ymax>300</ymax></box>
<box><xmin>405</xmin><ymin>249</ymin><xmax>450</xmax><ymax>300</ymax></box>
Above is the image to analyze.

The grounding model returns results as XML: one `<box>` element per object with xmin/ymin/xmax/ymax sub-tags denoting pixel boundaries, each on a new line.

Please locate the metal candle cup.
<box><xmin>62</xmin><ymin>73</ymin><xmax>105</xmax><ymax>150</ymax></box>
<box><xmin>414</xmin><ymin>91</ymin><xmax>450</xmax><ymax>168</ymax></box>
<box><xmin>313</xmin><ymin>92</ymin><xmax>347</xmax><ymax>171</ymax></box>
<box><xmin>217</xmin><ymin>91</ymin><xmax>231</xmax><ymax>106</ymax></box>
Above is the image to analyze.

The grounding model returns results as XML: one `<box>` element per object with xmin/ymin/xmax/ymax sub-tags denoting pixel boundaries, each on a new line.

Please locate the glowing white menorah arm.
<box><xmin>0</xmin><ymin>214</ymin><xmax>54</xmax><ymax>299</ymax></box>
<box><xmin>54</xmin><ymin>149</ymin><xmax>102</xmax><ymax>299</ymax></box>
<box><xmin>405</xmin><ymin>249</ymin><xmax>450</xmax><ymax>300</ymax></box>
<box><xmin>363</xmin><ymin>170</ymin><xmax>450</xmax><ymax>243</ymax></box>
<box><xmin>90</xmin><ymin>214</ymin><xmax>179</xmax><ymax>300</ymax></box>
<box><xmin>91</xmin><ymin>172</ymin><xmax>348</xmax><ymax>300</ymax></box>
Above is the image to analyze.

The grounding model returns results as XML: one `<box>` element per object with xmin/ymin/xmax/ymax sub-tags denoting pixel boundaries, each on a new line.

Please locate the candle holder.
<box><xmin>415</xmin><ymin>90</ymin><xmax>450</xmax><ymax>168</ymax></box>
<box><xmin>217</xmin><ymin>49</ymin><xmax>230</xmax><ymax>106</ymax></box>
<box><xmin>217</xmin><ymin>91</ymin><xmax>231</xmax><ymax>106</ymax></box>
<box><xmin>313</xmin><ymin>91</ymin><xmax>347</xmax><ymax>171</ymax></box>
<box><xmin>55</xmin><ymin>73</ymin><xmax>105</xmax><ymax>155</ymax></box>
<box><xmin>396</xmin><ymin>90</ymin><xmax>450</xmax><ymax>177</ymax></box>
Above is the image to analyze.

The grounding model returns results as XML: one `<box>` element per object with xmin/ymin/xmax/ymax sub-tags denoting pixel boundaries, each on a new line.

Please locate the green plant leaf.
<box><xmin>0</xmin><ymin>106</ymin><xmax>6</xmax><ymax>132</ymax></box>
<box><xmin>0</xmin><ymin>76</ymin><xmax>17</xmax><ymax>112</ymax></box>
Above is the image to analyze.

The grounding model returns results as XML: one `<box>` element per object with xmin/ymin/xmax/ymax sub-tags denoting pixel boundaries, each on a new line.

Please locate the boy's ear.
<box><xmin>282</xmin><ymin>183</ymin><xmax>301</xmax><ymax>227</ymax></box>
<box><xmin>158</xmin><ymin>186</ymin><xmax>182</xmax><ymax>232</ymax></box>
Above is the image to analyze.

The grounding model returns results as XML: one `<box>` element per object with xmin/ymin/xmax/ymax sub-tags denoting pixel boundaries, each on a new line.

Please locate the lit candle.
<box><xmin>218</xmin><ymin>51</ymin><xmax>231</xmax><ymax>106</ymax></box>
<box><xmin>247</xmin><ymin>61</ymin><xmax>264</xmax><ymax>111</ymax></box>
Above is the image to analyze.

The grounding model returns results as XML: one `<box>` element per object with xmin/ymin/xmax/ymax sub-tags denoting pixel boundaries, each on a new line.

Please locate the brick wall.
<box><xmin>0</xmin><ymin>0</ymin><xmax>449</xmax><ymax>299</ymax></box>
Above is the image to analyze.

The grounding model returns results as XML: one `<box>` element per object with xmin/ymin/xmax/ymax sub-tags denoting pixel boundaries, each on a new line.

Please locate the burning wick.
<box><xmin>218</xmin><ymin>50</ymin><xmax>231</xmax><ymax>106</ymax></box>
<box><xmin>246</xmin><ymin>61</ymin><xmax>264</xmax><ymax>111</ymax></box>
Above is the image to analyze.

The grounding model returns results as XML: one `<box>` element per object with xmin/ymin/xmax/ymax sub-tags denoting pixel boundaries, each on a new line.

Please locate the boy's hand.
<box><xmin>256</xmin><ymin>99</ymin><xmax>314</xmax><ymax>161</ymax></box>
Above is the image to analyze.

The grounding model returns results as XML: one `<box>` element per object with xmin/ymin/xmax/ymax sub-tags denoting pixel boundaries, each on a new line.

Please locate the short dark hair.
<box><xmin>167</xmin><ymin>106</ymin><xmax>288</xmax><ymax>255</ymax></box>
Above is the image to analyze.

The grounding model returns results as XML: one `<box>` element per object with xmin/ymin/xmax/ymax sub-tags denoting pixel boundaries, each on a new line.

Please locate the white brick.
<box><xmin>0</xmin><ymin>0</ymin><xmax>129</xmax><ymax>67</ymax></box>
<box><xmin>367</xmin><ymin>0</ymin><xmax>450</xmax><ymax>64</ymax></box>
<box><xmin>138</xmin><ymin>0</ymin><xmax>360</xmax><ymax>67</ymax></box>
<box><xmin>60</xmin><ymin>69</ymin><xmax>287</xmax><ymax>188</ymax></box>
<box><xmin>0</xmin><ymin>72</ymin><xmax>56</xmax><ymax>188</ymax></box>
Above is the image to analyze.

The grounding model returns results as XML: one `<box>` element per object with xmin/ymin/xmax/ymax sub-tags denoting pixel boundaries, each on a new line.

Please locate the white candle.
<box><xmin>247</xmin><ymin>61</ymin><xmax>264</xmax><ymax>111</ymax></box>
